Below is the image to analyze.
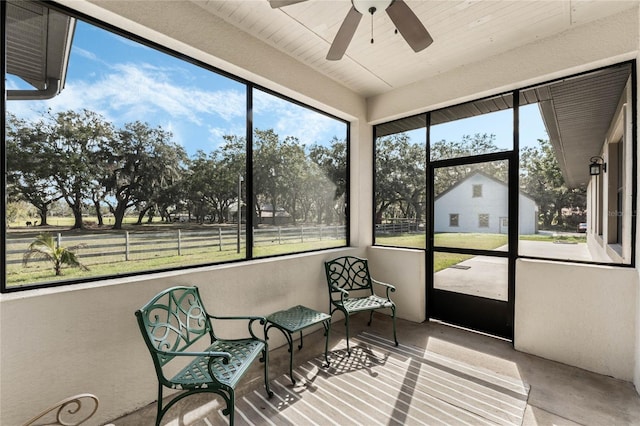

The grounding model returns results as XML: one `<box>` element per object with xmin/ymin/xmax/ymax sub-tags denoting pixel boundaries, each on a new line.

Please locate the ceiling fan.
<box><xmin>269</xmin><ymin>0</ymin><xmax>433</xmax><ymax>61</ymax></box>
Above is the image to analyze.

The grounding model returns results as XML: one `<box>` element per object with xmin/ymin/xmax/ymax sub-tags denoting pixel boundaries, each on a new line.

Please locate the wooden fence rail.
<box><xmin>6</xmin><ymin>225</ymin><xmax>346</xmax><ymax>267</ymax></box>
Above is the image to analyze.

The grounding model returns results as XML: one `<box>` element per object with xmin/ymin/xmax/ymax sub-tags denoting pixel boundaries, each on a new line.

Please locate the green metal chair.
<box><xmin>324</xmin><ymin>256</ymin><xmax>398</xmax><ymax>354</ymax></box>
<box><xmin>135</xmin><ymin>286</ymin><xmax>272</xmax><ymax>426</ymax></box>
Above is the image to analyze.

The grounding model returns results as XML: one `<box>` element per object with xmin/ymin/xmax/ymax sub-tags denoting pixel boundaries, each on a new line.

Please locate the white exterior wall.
<box><xmin>515</xmin><ymin>259</ymin><xmax>637</xmax><ymax>380</ymax></box>
<box><xmin>519</xmin><ymin>194</ymin><xmax>538</xmax><ymax>236</ymax></box>
<box><xmin>434</xmin><ymin>174</ymin><xmax>537</xmax><ymax>235</ymax></box>
<box><xmin>586</xmin><ymin>78</ymin><xmax>635</xmax><ymax>264</ymax></box>
<box><xmin>435</xmin><ymin>174</ymin><xmax>507</xmax><ymax>234</ymax></box>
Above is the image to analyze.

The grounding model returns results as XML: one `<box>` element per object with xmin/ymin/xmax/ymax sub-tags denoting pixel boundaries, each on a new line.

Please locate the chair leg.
<box><xmin>345</xmin><ymin>314</ymin><xmax>350</xmax><ymax>355</ymax></box>
<box><xmin>391</xmin><ymin>306</ymin><xmax>398</xmax><ymax>346</ymax></box>
<box><xmin>368</xmin><ymin>310</ymin><xmax>374</xmax><ymax>326</ymax></box>
<box><xmin>228</xmin><ymin>389</ymin><xmax>235</xmax><ymax>426</ymax></box>
<box><xmin>155</xmin><ymin>384</ymin><xmax>163</xmax><ymax>426</ymax></box>
<box><xmin>263</xmin><ymin>347</ymin><xmax>273</xmax><ymax>397</ymax></box>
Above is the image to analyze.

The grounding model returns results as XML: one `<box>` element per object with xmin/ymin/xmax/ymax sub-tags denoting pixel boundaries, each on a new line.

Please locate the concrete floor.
<box><xmin>109</xmin><ymin>313</ymin><xmax>640</xmax><ymax>425</ymax></box>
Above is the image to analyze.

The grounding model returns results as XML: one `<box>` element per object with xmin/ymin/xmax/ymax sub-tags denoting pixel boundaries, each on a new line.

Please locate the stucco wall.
<box><xmin>0</xmin><ymin>244</ymin><xmax>431</xmax><ymax>425</ymax></box>
<box><xmin>366</xmin><ymin>246</ymin><xmax>426</xmax><ymax>323</ymax></box>
<box><xmin>515</xmin><ymin>259</ymin><xmax>637</xmax><ymax>380</ymax></box>
<box><xmin>0</xmin><ymin>249</ymin><xmax>369</xmax><ymax>425</ymax></box>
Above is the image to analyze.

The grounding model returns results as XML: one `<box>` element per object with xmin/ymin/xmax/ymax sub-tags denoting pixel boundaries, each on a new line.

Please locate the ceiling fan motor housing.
<box><xmin>352</xmin><ymin>0</ymin><xmax>393</xmax><ymax>15</ymax></box>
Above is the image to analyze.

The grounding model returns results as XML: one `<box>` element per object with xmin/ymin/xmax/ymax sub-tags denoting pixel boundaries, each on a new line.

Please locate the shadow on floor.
<box><xmin>108</xmin><ymin>313</ymin><xmax>640</xmax><ymax>426</ymax></box>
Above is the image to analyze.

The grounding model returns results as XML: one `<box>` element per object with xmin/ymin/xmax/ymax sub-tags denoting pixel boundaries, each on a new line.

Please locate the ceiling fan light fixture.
<box><xmin>352</xmin><ymin>0</ymin><xmax>393</xmax><ymax>15</ymax></box>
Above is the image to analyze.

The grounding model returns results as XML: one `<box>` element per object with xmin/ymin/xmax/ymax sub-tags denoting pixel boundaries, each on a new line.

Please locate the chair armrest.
<box><xmin>330</xmin><ymin>283</ymin><xmax>349</xmax><ymax>303</ymax></box>
<box><xmin>159</xmin><ymin>350</ymin><xmax>232</xmax><ymax>363</ymax></box>
<box><xmin>209</xmin><ymin>314</ymin><xmax>266</xmax><ymax>322</ymax></box>
<box><xmin>372</xmin><ymin>278</ymin><xmax>396</xmax><ymax>299</ymax></box>
<box><xmin>208</xmin><ymin>315</ymin><xmax>267</xmax><ymax>341</ymax></box>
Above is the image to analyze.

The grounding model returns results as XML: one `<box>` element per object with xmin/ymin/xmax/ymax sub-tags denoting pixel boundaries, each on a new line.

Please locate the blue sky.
<box><xmin>430</xmin><ymin>105</ymin><xmax>547</xmax><ymax>150</ymax></box>
<box><xmin>6</xmin><ymin>20</ymin><xmax>347</xmax><ymax>157</ymax></box>
<box><xmin>7</xmin><ymin>19</ymin><xmax>545</xmax><ymax>156</ymax></box>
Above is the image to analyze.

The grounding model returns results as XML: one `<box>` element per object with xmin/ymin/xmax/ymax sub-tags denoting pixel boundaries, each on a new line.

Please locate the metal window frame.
<box><xmin>1</xmin><ymin>1</ymin><xmax>351</xmax><ymax>293</ymax></box>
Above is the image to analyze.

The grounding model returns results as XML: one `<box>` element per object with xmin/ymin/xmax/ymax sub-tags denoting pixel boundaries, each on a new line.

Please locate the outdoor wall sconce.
<box><xmin>589</xmin><ymin>156</ymin><xmax>606</xmax><ymax>176</ymax></box>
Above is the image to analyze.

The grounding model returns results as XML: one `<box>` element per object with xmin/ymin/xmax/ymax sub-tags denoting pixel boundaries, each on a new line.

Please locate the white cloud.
<box><xmin>6</xmin><ymin>61</ymin><xmax>250</xmax><ymax>158</ymax></box>
<box><xmin>72</xmin><ymin>46</ymin><xmax>98</xmax><ymax>62</ymax></box>
<box><xmin>7</xmin><ymin>51</ymin><xmax>343</xmax><ymax>156</ymax></box>
<box><xmin>208</xmin><ymin>124</ymin><xmax>247</xmax><ymax>148</ymax></box>
<box><xmin>253</xmin><ymin>90</ymin><xmax>346</xmax><ymax>146</ymax></box>
<box><xmin>10</xmin><ymin>62</ymin><xmax>246</xmax><ymax>128</ymax></box>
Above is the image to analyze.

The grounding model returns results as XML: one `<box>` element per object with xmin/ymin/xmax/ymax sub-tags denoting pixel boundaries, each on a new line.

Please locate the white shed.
<box><xmin>434</xmin><ymin>171</ymin><xmax>538</xmax><ymax>235</ymax></box>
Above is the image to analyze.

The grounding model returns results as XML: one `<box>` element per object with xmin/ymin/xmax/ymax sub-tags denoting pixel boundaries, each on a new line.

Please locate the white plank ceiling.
<box><xmin>191</xmin><ymin>0</ymin><xmax>638</xmax><ymax>97</ymax></box>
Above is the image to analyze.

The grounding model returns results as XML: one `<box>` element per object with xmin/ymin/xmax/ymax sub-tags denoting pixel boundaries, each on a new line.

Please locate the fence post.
<box><xmin>278</xmin><ymin>227</ymin><xmax>281</xmax><ymax>244</ymax></box>
<box><xmin>56</xmin><ymin>233</ymin><xmax>62</xmax><ymax>249</ymax></box>
<box><xmin>319</xmin><ymin>226</ymin><xmax>323</xmax><ymax>241</ymax></box>
<box><xmin>301</xmin><ymin>226</ymin><xmax>304</xmax><ymax>243</ymax></box>
<box><xmin>218</xmin><ymin>228</ymin><xmax>223</xmax><ymax>251</ymax></box>
<box><xmin>125</xmin><ymin>232</ymin><xmax>130</xmax><ymax>261</ymax></box>
<box><xmin>178</xmin><ymin>229</ymin><xmax>182</xmax><ymax>256</ymax></box>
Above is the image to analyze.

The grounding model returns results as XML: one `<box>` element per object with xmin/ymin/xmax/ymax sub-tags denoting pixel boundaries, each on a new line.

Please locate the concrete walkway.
<box><xmin>519</xmin><ymin>239</ymin><xmax>592</xmax><ymax>261</ymax></box>
<box><xmin>435</xmin><ymin>240</ymin><xmax>593</xmax><ymax>300</ymax></box>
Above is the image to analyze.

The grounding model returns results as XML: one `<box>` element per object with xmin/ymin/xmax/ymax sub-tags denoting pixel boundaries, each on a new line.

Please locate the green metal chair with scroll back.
<box><xmin>324</xmin><ymin>256</ymin><xmax>398</xmax><ymax>354</ymax></box>
<box><xmin>135</xmin><ymin>286</ymin><xmax>272</xmax><ymax>426</ymax></box>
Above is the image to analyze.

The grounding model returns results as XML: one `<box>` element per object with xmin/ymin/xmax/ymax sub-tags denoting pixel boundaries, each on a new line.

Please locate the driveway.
<box><xmin>435</xmin><ymin>240</ymin><xmax>592</xmax><ymax>300</ymax></box>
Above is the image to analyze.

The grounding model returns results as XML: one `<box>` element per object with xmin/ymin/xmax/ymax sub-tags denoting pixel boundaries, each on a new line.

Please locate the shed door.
<box><xmin>500</xmin><ymin>217</ymin><xmax>509</xmax><ymax>234</ymax></box>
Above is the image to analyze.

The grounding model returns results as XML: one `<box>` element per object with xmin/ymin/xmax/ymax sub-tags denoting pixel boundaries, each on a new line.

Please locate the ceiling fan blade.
<box><xmin>386</xmin><ymin>0</ymin><xmax>433</xmax><ymax>52</ymax></box>
<box><xmin>268</xmin><ymin>0</ymin><xmax>308</xmax><ymax>8</ymax></box>
<box><xmin>326</xmin><ymin>6</ymin><xmax>362</xmax><ymax>61</ymax></box>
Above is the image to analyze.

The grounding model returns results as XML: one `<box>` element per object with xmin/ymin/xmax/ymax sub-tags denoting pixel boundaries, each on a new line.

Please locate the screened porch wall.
<box><xmin>1</xmin><ymin>2</ymin><xmax>640</xmax><ymax>426</ymax></box>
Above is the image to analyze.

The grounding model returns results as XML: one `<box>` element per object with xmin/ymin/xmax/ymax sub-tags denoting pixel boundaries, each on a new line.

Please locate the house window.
<box><xmin>449</xmin><ymin>214</ymin><xmax>459</xmax><ymax>227</ymax></box>
<box><xmin>2</xmin><ymin>1</ymin><xmax>348</xmax><ymax>291</ymax></box>
<box><xmin>472</xmin><ymin>184</ymin><xmax>483</xmax><ymax>198</ymax></box>
<box><xmin>478</xmin><ymin>214</ymin><xmax>490</xmax><ymax>228</ymax></box>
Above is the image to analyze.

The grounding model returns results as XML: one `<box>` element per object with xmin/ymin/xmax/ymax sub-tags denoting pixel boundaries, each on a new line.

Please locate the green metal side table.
<box><xmin>265</xmin><ymin>305</ymin><xmax>331</xmax><ymax>384</ymax></box>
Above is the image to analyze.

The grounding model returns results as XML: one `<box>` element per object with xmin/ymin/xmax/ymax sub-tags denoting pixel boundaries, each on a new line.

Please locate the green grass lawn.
<box><xmin>376</xmin><ymin>232</ymin><xmax>505</xmax><ymax>271</ymax></box>
<box><xmin>6</xmin><ymin>236</ymin><xmax>346</xmax><ymax>288</ymax></box>
<box><xmin>7</xmin><ymin>223</ymin><xmax>585</xmax><ymax>287</ymax></box>
<box><xmin>375</xmin><ymin>232</ymin><xmax>586</xmax><ymax>271</ymax></box>
<box><xmin>375</xmin><ymin>232</ymin><xmax>508</xmax><ymax>250</ymax></box>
